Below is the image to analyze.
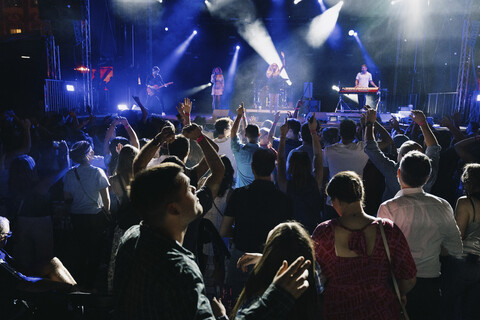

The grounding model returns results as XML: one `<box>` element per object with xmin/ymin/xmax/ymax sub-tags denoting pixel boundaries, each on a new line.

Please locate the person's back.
<box><xmin>377</xmin><ymin>151</ymin><xmax>461</xmax><ymax>320</ymax></box>
<box><xmin>323</xmin><ymin>119</ymin><xmax>368</xmax><ymax>179</ymax></box>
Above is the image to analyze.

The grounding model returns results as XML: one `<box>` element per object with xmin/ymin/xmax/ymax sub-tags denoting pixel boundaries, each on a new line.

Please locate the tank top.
<box><xmin>463</xmin><ymin>195</ymin><xmax>480</xmax><ymax>256</ymax></box>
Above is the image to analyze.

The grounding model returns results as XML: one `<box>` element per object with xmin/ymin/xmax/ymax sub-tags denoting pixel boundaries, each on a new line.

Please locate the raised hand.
<box><xmin>366</xmin><ymin>108</ymin><xmax>377</xmax><ymax>123</ymax></box>
<box><xmin>280</xmin><ymin>118</ymin><xmax>289</xmax><ymax>138</ymax></box>
<box><xmin>182</xmin><ymin>123</ymin><xmax>203</xmax><ymax>140</ymax></box>
<box><xmin>132</xmin><ymin>96</ymin><xmax>142</xmax><ymax>105</ymax></box>
<box><xmin>183</xmin><ymin>98</ymin><xmax>192</xmax><ymax>114</ymax></box>
<box><xmin>211</xmin><ymin>297</ymin><xmax>226</xmax><ymax>318</ymax></box>
<box><xmin>274</xmin><ymin>111</ymin><xmax>281</xmax><ymax>123</ymax></box>
<box><xmin>236</xmin><ymin>102</ymin><xmax>245</xmax><ymax>118</ymax></box>
<box><xmin>410</xmin><ymin>110</ymin><xmax>426</xmax><ymax>125</ymax></box>
<box><xmin>154</xmin><ymin>126</ymin><xmax>175</xmax><ymax>144</ymax></box>
<box><xmin>307</xmin><ymin>113</ymin><xmax>317</xmax><ymax>132</ymax></box>
<box><xmin>273</xmin><ymin>256</ymin><xmax>311</xmax><ymax>299</ymax></box>
<box><xmin>237</xmin><ymin>253</ymin><xmax>262</xmax><ymax>273</ymax></box>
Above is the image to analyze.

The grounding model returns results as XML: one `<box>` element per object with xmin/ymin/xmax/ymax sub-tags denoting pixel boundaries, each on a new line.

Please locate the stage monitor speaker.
<box><xmin>212</xmin><ymin>109</ymin><xmax>230</xmax><ymax>119</ymax></box>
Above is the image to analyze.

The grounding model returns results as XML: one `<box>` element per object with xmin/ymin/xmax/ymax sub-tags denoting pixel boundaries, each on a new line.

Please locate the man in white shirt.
<box><xmin>377</xmin><ymin>150</ymin><xmax>462</xmax><ymax>320</ymax></box>
<box><xmin>355</xmin><ymin>64</ymin><xmax>377</xmax><ymax>109</ymax></box>
<box><xmin>323</xmin><ymin>119</ymin><xmax>369</xmax><ymax>220</ymax></box>
<box><xmin>213</xmin><ymin>117</ymin><xmax>236</xmax><ymax>178</ymax></box>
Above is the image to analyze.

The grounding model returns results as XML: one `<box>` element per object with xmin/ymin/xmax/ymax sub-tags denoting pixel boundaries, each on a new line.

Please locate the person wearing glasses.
<box><xmin>0</xmin><ymin>216</ymin><xmax>77</xmax><ymax>293</ymax></box>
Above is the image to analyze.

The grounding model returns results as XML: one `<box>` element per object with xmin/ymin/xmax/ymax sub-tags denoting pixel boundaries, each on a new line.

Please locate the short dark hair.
<box><xmin>215</xmin><ymin>118</ymin><xmax>232</xmax><ymax>136</ymax></box>
<box><xmin>245</xmin><ymin>124</ymin><xmax>260</xmax><ymax>141</ymax></box>
<box><xmin>168</xmin><ymin>135</ymin><xmax>190</xmax><ymax>161</ymax></box>
<box><xmin>300</xmin><ymin>123</ymin><xmax>312</xmax><ymax>145</ymax></box>
<box><xmin>130</xmin><ymin>163</ymin><xmax>184</xmax><ymax>223</ymax></box>
<box><xmin>362</xmin><ymin>64</ymin><xmax>367</xmax><ymax>68</ymax></box>
<box><xmin>322</xmin><ymin>127</ymin><xmax>339</xmax><ymax>145</ymax></box>
<box><xmin>339</xmin><ymin>119</ymin><xmax>356</xmax><ymax>140</ymax></box>
<box><xmin>399</xmin><ymin>151</ymin><xmax>431</xmax><ymax>188</ymax></box>
<box><xmin>252</xmin><ymin>148</ymin><xmax>276</xmax><ymax>177</ymax></box>
<box><xmin>287</xmin><ymin>119</ymin><xmax>301</xmax><ymax>135</ymax></box>
<box><xmin>398</xmin><ymin>140</ymin><xmax>422</xmax><ymax>159</ymax></box>
<box><xmin>326</xmin><ymin>171</ymin><xmax>364</xmax><ymax>204</ymax></box>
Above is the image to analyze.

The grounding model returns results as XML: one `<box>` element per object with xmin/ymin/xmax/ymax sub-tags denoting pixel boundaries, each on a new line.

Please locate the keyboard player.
<box><xmin>355</xmin><ymin>64</ymin><xmax>377</xmax><ymax>109</ymax></box>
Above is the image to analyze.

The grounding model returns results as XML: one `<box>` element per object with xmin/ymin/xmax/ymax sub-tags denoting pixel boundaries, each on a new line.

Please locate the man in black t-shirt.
<box><xmin>220</xmin><ymin>148</ymin><xmax>294</xmax><ymax>298</ymax></box>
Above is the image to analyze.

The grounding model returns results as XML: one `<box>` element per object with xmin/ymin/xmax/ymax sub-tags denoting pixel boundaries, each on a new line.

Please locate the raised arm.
<box><xmin>133</xmin><ymin>96</ymin><xmax>149</xmax><ymax>124</ymax></box>
<box><xmin>176</xmin><ymin>98</ymin><xmax>193</xmax><ymax>127</ymax></box>
<box><xmin>410</xmin><ymin>110</ymin><xmax>438</xmax><ymax>147</ymax></box>
<box><xmin>231</xmin><ymin>103</ymin><xmax>244</xmax><ymax>140</ymax></box>
<box><xmin>277</xmin><ymin>118</ymin><xmax>289</xmax><ymax>193</ymax></box>
<box><xmin>308</xmin><ymin>113</ymin><xmax>323</xmax><ymax>191</ymax></box>
<box><xmin>454</xmin><ymin>136</ymin><xmax>480</xmax><ymax>163</ymax></box>
<box><xmin>119</xmin><ymin>117</ymin><xmax>140</xmax><ymax>149</ymax></box>
<box><xmin>104</xmin><ymin>118</ymin><xmax>120</xmax><ymax>156</ymax></box>
<box><xmin>133</xmin><ymin>126</ymin><xmax>175</xmax><ymax>175</ymax></box>
<box><xmin>183</xmin><ymin>124</ymin><xmax>225</xmax><ymax>198</ymax></box>
<box><xmin>190</xmin><ymin>136</ymin><xmax>219</xmax><ymax>179</ymax></box>
<box><xmin>268</xmin><ymin>112</ymin><xmax>281</xmax><ymax>145</ymax></box>
<box><xmin>441</xmin><ymin>116</ymin><xmax>465</xmax><ymax>144</ymax></box>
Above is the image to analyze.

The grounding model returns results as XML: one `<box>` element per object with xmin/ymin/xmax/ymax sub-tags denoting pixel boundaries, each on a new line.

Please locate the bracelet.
<box><xmin>418</xmin><ymin>120</ymin><xmax>426</xmax><ymax>126</ymax></box>
<box><xmin>185</xmin><ymin>113</ymin><xmax>190</xmax><ymax>117</ymax></box>
<box><xmin>196</xmin><ymin>135</ymin><xmax>205</xmax><ymax>143</ymax></box>
<box><xmin>310</xmin><ymin>129</ymin><xmax>317</xmax><ymax>134</ymax></box>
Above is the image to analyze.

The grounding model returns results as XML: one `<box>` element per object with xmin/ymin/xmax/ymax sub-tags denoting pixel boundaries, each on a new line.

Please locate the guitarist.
<box><xmin>146</xmin><ymin>66</ymin><xmax>170</xmax><ymax>114</ymax></box>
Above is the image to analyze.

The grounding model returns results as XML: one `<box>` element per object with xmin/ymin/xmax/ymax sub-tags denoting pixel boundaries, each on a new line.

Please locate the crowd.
<box><xmin>1</xmin><ymin>97</ymin><xmax>480</xmax><ymax>320</ymax></box>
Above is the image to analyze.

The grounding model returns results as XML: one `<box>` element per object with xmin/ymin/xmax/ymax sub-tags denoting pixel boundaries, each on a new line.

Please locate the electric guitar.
<box><xmin>146</xmin><ymin>82</ymin><xmax>173</xmax><ymax>96</ymax></box>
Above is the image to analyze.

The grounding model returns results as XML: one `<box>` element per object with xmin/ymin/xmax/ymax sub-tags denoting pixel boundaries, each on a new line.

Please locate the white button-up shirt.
<box><xmin>377</xmin><ymin>187</ymin><xmax>462</xmax><ymax>278</ymax></box>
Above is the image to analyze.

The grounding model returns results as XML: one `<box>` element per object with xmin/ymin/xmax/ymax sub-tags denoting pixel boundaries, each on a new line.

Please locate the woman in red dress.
<box><xmin>312</xmin><ymin>171</ymin><xmax>416</xmax><ymax>320</ymax></box>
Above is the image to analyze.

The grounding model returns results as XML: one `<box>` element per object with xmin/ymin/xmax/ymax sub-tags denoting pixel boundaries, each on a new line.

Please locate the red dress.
<box><xmin>312</xmin><ymin>218</ymin><xmax>416</xmax><ymax>320</ymax></box>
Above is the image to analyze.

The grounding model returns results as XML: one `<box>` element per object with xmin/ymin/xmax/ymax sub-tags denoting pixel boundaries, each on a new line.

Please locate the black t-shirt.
<box><xmin>225</xmin><ymin>180</ymin><xmax>294</xmax><ymax>252</ymax></box>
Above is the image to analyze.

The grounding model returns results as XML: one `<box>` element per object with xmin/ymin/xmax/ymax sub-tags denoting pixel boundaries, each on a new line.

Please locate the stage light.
<box><xmin>132</xmin><ymin>104</ymin><xmax>141</xmax><ymax>111</ymax></box>
<box><xmin>236</xmin><ymin>45</ymin><xmax>240</xmax><ymax>50</ymax></box>
<box><xmin>294</xmin><ymin>0</ymin><xmax>302</xmax><ymax>4</ymax></box>
<box><xmin>348</xmin><ymin>30</ymin><xmax>355</xmax><ymax>36</ymax></box>
<box><xmin>165</xmin><ymin>27</ymin><xmax>168</xmax><ymax>31</ymax></box>
<box><xmin>21</xmin><ymin>56</ymin><xmax>30</xmax><ymax>59</ymax></box>
<box><xmin>305</xmin><ymin>1</ymin><xmax>343</xmax><ymax>48</ymax></box>
<box><xmin>193</xmin><ymin>30</ymin><xmax>197</xmax><ymax>35</ymax></box>
<box><xmin>332</xmin><ymin>85</ymin><xmax>339</xmax><ymax>91</ymax></box>
<box><xmin>477</xmin><ymin>94</ymin><xmax>480</xmax><ymax>102</ymax></box>
<box><xmin>66</xmin><ymin>85</ymin><xmax>75</xmax><ymax>92</ymax></box>
<box><xmin>208</xmin><ymin>83</ymin><xmax>212</xmax><ymax>86</ymax></box>
<box><xmin>354</xmin><ymin>32</ymin><xmax>358</xmax><ymax>37</ymax></box>
<box><xmin>117</xmin><ymin>104</ymin><xmax>129</xmax><ymax>111</ymax></box>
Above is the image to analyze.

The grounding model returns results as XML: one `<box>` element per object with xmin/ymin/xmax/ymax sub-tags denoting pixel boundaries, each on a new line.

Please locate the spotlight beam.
<box><xmin>224</xmin><ymin>46</ymin><xmax>240</xmax><ymax>107</ymax></box>
<box><xmin>305</xmin><ymin>1</ymin><xmax>343</xmax><ymax>48</ymax></box>
<box><xmin>182</xmin><ymin>83</ymin><xmax>211</xmax><ymax>96</ymax></box>
<box><xmin>159</xmin><ymin>31</ymin><xmax>197</xmax><ymax>79</ymax></box>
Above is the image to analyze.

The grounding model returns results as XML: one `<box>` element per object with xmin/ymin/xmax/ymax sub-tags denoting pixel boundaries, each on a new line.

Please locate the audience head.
<box><xmin>251</xmin><ymin>148</ymin><xmax>276</xmax><ymax>178</ymax></box>
<box><xmin>109</xmin><ymin>137</ymin><xmax>129</xmax><ymax>157</ymax></box>
<box><xmin>130</xmin><ymin>163</ymin><xmax>201</xmax><ymax>228</ymax></box>
<box><xmin>326</xmin><ymin>171</ymin><xmax>364</xmax><ymax>205</ymax></box>
<box><xmin>168</xmin><ymin>135</ymin><xmax>190</xmax><ymax>163</ymax></box>
<box><xmin>115</xmin><ymin>145</ymin><xmax>139</xmax><ymax>180</ymax></box>
<box><xmin>398</xmin><ymin>150</ymin><xmax>431</xmax><ymax>188</ymax></box>
<box><xmin>288</xmin><ymin>152</ymin><xmax>312</xmax><ymax>187</ymax></box>
<box><xmin>287</xmin><ymin>119</ymin><xmax>301</xmax><ymax>139</ymax></box>
<box><xmin>70</xmin><ymin>140</ymin><xmax>93</xmax><ymax>165</ymax></box>
<box><xmin>0</xmin><ymin>216</ymin><xmax>11</xmax><ymax>248</ymax></box>
<box><xmin>461</xmin><ymin>163</ymin><xmax>480</xmax><ymax>195</ymax></box>
<box><xmin>259</xmin><ymin>127</ymin><xmax>270</xmax><ymax>146</ymax></box>
<box><xmin>232</xmin><ymin>221</ymin><xmax>316</xmax><ymax>320</ymax></box>
<box><xmin>245</xmin><ymin>124</ymin><xmax>260</xmax><ymax>143</ymax></box>
<box><xmin>161</xmin><ymin>155</ymin><xmax>187</xmax><ymax>171</ymax></box>
<box><xmin>300</xmin><ymin>123</ymin><xmax>313</xmax><ymax>145</ymax></box>
<box><xmin>398</xmin><ymin>140</ymin><xmax>423</xmax><ymax>162</ymax></box>
<box><xmin>322</xmin><ymin>127</ymin><xmax>339</xmax><ymax>146</ymax></box>
<box><xmin>339</xmin><ymin>119</ymin><xmax>356</xmax><ymax>141</ymax></box>
<box><xmin>392</xmin><ymin>134</ymin><xmax>410</xmax><ymax>149</ymax></box>
<box><xmin>262</xmin><ymin>119</ymin><xmax>273</xmax><ymax>129</ymax></box>
<box><xmin>214</xmin><ymin>118</ymin><xmax>232</xmax><ymax>138</ymax></box>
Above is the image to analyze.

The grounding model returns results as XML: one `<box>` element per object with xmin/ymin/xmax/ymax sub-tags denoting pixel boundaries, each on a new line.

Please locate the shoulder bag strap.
<box><xmin>74</xmin><ymin>168</ymin><xmax>101</xmax><ymax>207</ymax></box>
<box><xmin>378</xmin><ymin>221</ymin><xmax>410</xmax><ymax>320</ymax></box>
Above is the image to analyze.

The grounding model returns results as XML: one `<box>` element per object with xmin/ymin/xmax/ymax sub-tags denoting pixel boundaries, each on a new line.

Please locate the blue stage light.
<box><xmin>193</xmin><ymin>30</ymin><xmax>197</xmax><ymax>35</ymax></box>
<box><xmin>236</xmin><ymin>45</ymin><xmax>240</xmax><ymax>50</ymax></box>
<box><xmin>165</xmin><ymin>27</ymin><xmax>168</xmax><ymax>31</ymax></box>
<box><xmin>348</xmin><ymin>30</ymin><xmax>355</xmax><ymax>36</ymax></box>
<box><xmin>66</xmin><ymin>85</ymin><xmax>75</xmax><ymax>92</ymax></box>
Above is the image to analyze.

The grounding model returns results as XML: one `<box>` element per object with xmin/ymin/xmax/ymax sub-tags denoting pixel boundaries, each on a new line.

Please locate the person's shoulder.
<box><xmin>312</xmin><ymin>220</ymin><xmax>335</xmax><ymax>238</ymax></box>
<box><xmin>423</xmin><ymin>192</ymin><xmax>451</xmax><ymax>206</ymax></box>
